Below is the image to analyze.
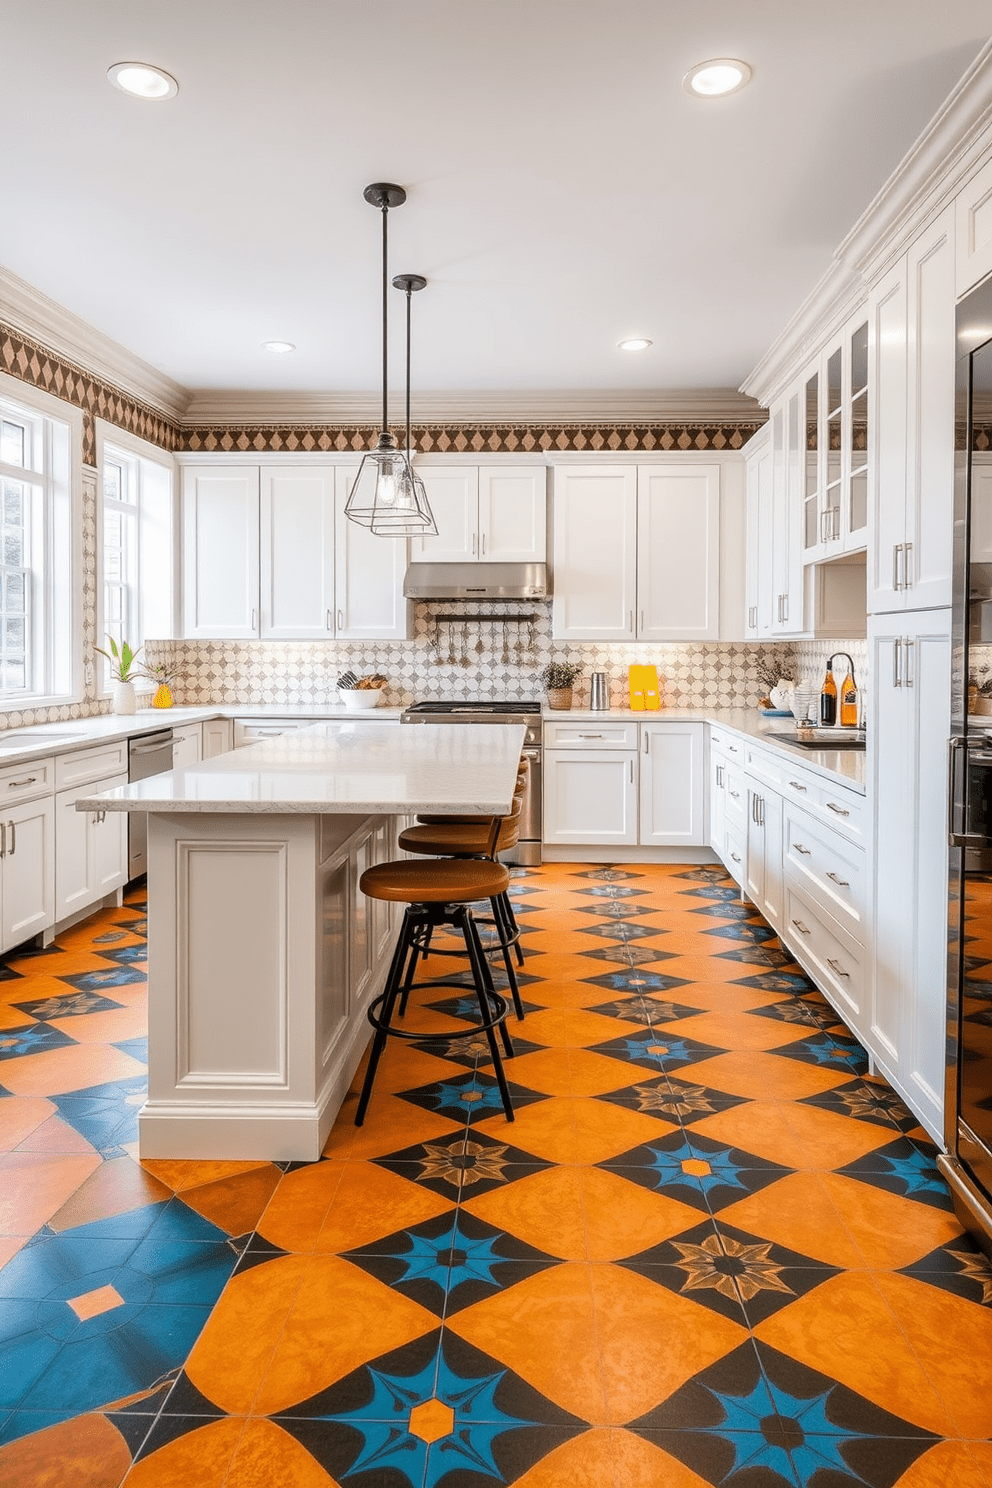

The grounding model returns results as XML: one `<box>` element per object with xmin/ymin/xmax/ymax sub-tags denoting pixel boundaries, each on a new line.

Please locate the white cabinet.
<box><xmin>182</xmin><ymin>462</ymin><xmax>408</xmax><ymax>641</ymax></box>
<box><xmin>868</xmin><ymin>207</ymin><xmax>955</xmax><ymax>614</ymax></box>
<box><xmin>2</xmin><ymin>795</ymin><xmax>55</xmax><ymax>951</ymax></box>
<box><xmin>708</xmin><ymin>727</ymin><xmax>747</xmax><ymax>884</ymax></box>
<box><xmin>544</xmin><ymin>748</ymin><xmax>638</xmax><ymax>847</ymax></box>
<box><xmin>171</xmin><ymin>724</ymin><xmax>202</xmax><ymax>769</ymax></box>
<box><xmin>956</xmin><ymin>153</ymin><xmax>992</xmax><ymax>296</ymax></box>
<box><xmin>869</xmin><ymin>608</ymin><xmax>951</xmax><ymax>1142</ymax></box>
<box><xmin>552</xmin><ymin>463</ymin><xmax>721</xmax><ymax>641</ymax></box>
<box><xmin>233</xmin><ymin>717</ymin><xmax>314</xmax><ymax>748</ymax></box>
<box><xmin>745</xmin><ymin>777</ymin><xmax>783</xmax><ymax>926</ymax></box>
<box><xmin>55</xmin><ymin>776</ymin><xmax>128</xmax><ymax>921</ymax></box>
<box><xmin>639</xmin><ymin>722</ymin><xmax>706</xmax><ymax>846</ymax></box>
<box><xmin>768</xmin><ymin>394</ymin><xmax>805</xmax><ymax>635</ymax></box>
<box><xmin>744</xmin><ymin>424</ymin><xmax>771</xmax><ymax>637</ymax></box>
<box><xmin>202</xmin><ymin>718</ymin><xmax>234</xmax><ymax>759</ymax></box>
<box><xmin>183</xmin><ymin>466</ymin><xmax>260</xmax><ymax>638</ymax></box>
<box><xmin>410</xmin><ymin>465</ymin><xmax>547</xmax><ymax>563</ymax></box>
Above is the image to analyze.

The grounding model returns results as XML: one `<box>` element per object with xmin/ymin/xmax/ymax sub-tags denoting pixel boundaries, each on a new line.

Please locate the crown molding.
<box><xmin>180</xmin><ymin>386</ymin><xmax>764</xmax><ymax>427</ymax></box>
<box><xmin>0</xmin><ymin>265</ymin><xmax>189</xmax><ymax>422</ymax></box>
<box><xmin>742</xmin><ymin>39</ymin><xmax>992</xmax><ymax>408</ymax></box>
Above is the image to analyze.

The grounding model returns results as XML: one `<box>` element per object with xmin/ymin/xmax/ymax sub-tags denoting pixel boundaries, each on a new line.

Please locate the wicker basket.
<box><xmin>547</xmin><ymin>687</ymin><xmax>573</xmax><ymax>711</ymax></box>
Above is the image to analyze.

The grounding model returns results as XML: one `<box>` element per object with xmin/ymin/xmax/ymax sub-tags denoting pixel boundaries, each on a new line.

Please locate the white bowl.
<box><xmin>339</xmin><ymin>688</ymin><xmax>382</xmax><ymax>709</ymax></box>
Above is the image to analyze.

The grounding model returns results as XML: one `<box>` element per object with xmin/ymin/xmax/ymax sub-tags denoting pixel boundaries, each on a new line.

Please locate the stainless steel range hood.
<box><xmin>403</xmin><ymin>561</ymin><xmax>549</xmax><ymax>600</ymax></box>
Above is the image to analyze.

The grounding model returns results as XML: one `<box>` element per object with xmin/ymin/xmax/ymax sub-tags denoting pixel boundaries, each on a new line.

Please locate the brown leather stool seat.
<box><xmin>396</xmin><ymin>790</ymin><xmax>527</xmax><ymax>1016</ymax></box>
<box><xmin>354</xmin><ymin>813</ymin><xmax>517</xmax><ymax>1129</ymax></box>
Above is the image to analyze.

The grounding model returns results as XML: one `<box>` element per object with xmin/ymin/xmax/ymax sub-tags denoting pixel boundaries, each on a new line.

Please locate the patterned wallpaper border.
<box><xmin>180</xmin><ymin>422</ymin><xmax>767</xmax><ymax>455</ymax></box>
<box><xmin>0</xmin><ymin>322</ymin><xmax>180</xmax><ymax>465</ymax></box>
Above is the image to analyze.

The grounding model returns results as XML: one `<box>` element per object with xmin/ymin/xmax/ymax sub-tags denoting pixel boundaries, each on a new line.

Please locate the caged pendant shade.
<box><xmin>345</xmin><ymin>184</ymin><xmax>436</xmax><ymax>536</ymax></box>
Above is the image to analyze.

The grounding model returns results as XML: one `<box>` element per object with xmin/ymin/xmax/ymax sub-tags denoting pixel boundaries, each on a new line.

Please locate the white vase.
<box><xmin>113</xmin><ymin>680</ymin><xmax>137</xmax><ymax>715</ymax></box>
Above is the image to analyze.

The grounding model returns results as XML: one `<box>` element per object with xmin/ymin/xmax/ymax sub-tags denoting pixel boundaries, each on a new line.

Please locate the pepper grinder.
<box><xmin>589</xmin><ymin>672</ymin><xmax>610</xmax><ymax>710</ymax></box>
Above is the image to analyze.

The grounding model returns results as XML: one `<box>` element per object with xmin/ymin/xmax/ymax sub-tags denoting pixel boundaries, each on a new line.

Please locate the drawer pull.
<box><xmin>788</xmin><ymin>780</ymin><xmax>807</xmax><ymax>793</ymax></box>
<box><xmin>729</xmin><ymin>789</ymin><xmax>740</xmax><ymax>799</ymax></box>
<box><xmin>728</xmin><ymin>744</ymin><xmax>739</xmax><ymax>753</ymax></box>
<box><xmin>826</xmin><ymin>801</ymin><xmax>850</xmax><ymax>817</ymax></box>
<box><xmin>8</xmin><ymin>776</ymin><xmax>37</xmax><ymax>788</ymax></box>
<box><xmin>0</xmin><ymin>822</ymin><xmax>4</xmax><ymax>858</ymax></box>
<box><xmin>7</xmin><ymin>820</ymin><xmax>15</xmax><ymax>855</ymax></box>
<box><xmin>730</xmin><ymin>851</ymin><xmax>741</xmax><ymax>864</ymax></box>
<box><xmin>826</xmin><ymin>871</ymin><xmax>850</xmax><ymax>888</ymax></box>
<box><xmin>826</xmin><ymin>957</ymin><xmax>850</xmax><ymax>979</ymax></box>
<box><xmin>792</xmin><ymin>842</ymin><xmax>811</xmax><ymax>855</ymax></box>
<box><xmin>577</xmin><ymin>733</ymin><xmax>604</xmax><ymax>739</ymax></box>
<box><xmin>791</xmin><ymin>917</ymin><xmax>811</xmax><ymax>936</ymax></box>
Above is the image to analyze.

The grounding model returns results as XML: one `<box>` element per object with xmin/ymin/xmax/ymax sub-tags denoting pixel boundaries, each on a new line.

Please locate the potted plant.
<box><xmin>95</xmin><ymin>637</ymin><xmax>141</xmax><ymax>715</ymax></box>
<box><xmin>540</xmin><ymin>660</ymin><xmax>581</xmax><ymax>711</ymax></box>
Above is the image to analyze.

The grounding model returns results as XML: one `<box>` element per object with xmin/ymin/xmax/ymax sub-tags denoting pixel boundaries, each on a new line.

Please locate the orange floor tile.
<box><xmin>1</xmin><ymin>864</ymin><xmax>991</xmax><ymax>1488</ymax></box>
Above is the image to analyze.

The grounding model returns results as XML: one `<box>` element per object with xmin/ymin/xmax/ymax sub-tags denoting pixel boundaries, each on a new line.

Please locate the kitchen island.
<box><xmin>79</xmin><ymin>721</ymin><xmax>525</xmax><ymax>1161</ymax></box>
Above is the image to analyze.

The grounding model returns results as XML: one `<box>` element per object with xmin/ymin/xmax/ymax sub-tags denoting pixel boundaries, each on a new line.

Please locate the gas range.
<box><xmin>402</xmin><ymin>699</ymin><xmax>541</xmax><ymax>736</ymax></box>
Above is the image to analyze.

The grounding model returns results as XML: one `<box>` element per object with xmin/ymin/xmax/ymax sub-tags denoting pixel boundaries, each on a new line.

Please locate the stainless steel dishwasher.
<box><xmin>127</xmin><ymin>729</ymin><xmax>175</xmax><ymax>878</ymax></box>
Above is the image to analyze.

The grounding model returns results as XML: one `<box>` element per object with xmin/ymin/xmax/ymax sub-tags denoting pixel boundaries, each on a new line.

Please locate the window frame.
<box><xmin>95</xmin><ymin>421</ymin><xmax>176</xmax><ymax>696</ymax></box>
<box><xmin>0</xmin><ymin>372</ymin><xmax>83</xmax><ymax>710</ymax></box>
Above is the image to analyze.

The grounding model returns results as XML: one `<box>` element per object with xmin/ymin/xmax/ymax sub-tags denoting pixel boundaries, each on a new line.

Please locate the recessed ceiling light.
<box><xmin>261</xmin><ymin>341</ymin><xmax>296</xmax><ymax>354</ymax></box>
<box><xmin>683</xmin><ymin>58</ymin><xmax>752</xmax><ymax>98</ymax></box>
<box><xmin>618</xmin><ymin>338</ymin><xmax>652</xmax><ymax>352</ymax></box>
<box><xmin>107</xmin><ymin>62</ymin><xmax>179</xmax><ymax>100</ymax></box>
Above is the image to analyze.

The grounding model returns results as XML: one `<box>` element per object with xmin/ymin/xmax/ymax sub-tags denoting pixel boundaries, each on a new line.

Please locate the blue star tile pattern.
<box><xmin>772</xmin><ymin>1033</ymin><xmax>869</xmax><ymax>1075</ymax></box>
<box><xmin>601</xmin><ymin>1130</ymin><xmax>791</xmax><ymax>1214</ymax></box>
<box><xmin>57</xmin><ymin>964</ymin><xmax>146</xmax><ymax>993</ymax></box>
<box><xmin>715</xmin><ymin>943</ymin><xmax>796</xmax><ymax>967</ymax></box>
<box><xmin>0</xmin><ymin>1022</ymin><xmax>77</xmax><ymax>1061</ymax></box>
<box><xmin>50</xmin><ymin>1074</ymin><xmax>148</xmax><ymax>1156</ymax></box>
<box><xmin>704</xmin><ymin>921</ymin><xmax>780</xmax><ymax>943</ymax></box>
<box><xmin>398</xmin><ymin>1070</ymin><xmax>547</xmax><ymax>1125</ymax></box>
<box><xmin>94</xmin><ymin>944</ymin><xmax>148</xmax><ymax>966</ymax></box>
<box><xmin>588</xmin><ymin>1028</ymin><xmax>725</xmax><ymax>1076</ymax></box>
<box><xmin>836</xmin><ymin>1139</ymin><xmax>955</xmax><ymax>1210</ymax></box>
<box><xmin>0</xmin><ymin>1200</ymin><xmax>239</xmax><ymax>1438</ymax></box>
<box><xmin>343</xmin><ymin>1211</ymin><xmax>558</xmax><ymax>1317</ymax></box>
<box><xmin>269</xmin><ymin>1328</ymin><xmax>587</xmax><ymax>1488</ymax></box>
<box><xmin>579</xmin><ymin>968</ymin><xmax>692</xmax><ymax>995</ymax></box>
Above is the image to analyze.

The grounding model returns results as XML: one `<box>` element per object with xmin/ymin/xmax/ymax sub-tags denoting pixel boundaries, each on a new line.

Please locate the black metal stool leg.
<box><xmin>491</xmin><ymin>895</ymin><xmax>524</xmax><ymax>1020</ymax></box>
<box><xmin>398</xmin><ymin>916</ymin><xmax>430</xmax><ymax>1018</ymax></box>
<box><xmin>458</xmin><ymin>907</ymin><xmax>514</xmax><ymax>1122</ymax></box>
<box><xmin>504</xmin><ymin>889</ymin><xmax>526</xmax><ymax>968</ymax></box>
<box><xmin>355</xmin><ymin>908</ymin><xmax>416</xmax><ymax>1126</ymax></box>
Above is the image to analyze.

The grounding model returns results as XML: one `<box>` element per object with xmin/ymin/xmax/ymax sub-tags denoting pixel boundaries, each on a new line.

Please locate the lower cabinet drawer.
<box><xmin>783</xmin><ymin>883</ymin><xmax>865</xmax><ymax>1028</ymax></box>
<box><xmin>724</xmin><ymin>761</ymin><xmax>747</xmax><ymax>832</ymax></box>
<box><xmin>782</xmin><ymin>803</ymin><xmax>866</xmax><ymax>943</ymax></box>
<box><xmin>723</xmin><ymin>824</ymin><xmax>746</xmax><ymax>885</ymax></box>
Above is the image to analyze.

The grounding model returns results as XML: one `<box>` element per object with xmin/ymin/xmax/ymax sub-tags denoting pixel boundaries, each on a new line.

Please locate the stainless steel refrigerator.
<box><xmin>942</xmin><ymin>272</ymin><xmax>992</xmax><ymax>1254</ymax></box>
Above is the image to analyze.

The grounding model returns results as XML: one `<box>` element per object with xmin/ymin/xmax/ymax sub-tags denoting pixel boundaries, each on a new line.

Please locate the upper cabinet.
<box><xmin>409</xmin><ymin>464</ymin><xmax>547</xmax><ymax>563</ymax></box>
<box><xmin>743</xmin><ymin>409</ymin><xmax>803</xmax><ymax>637</ymax></box>
<box><xmin>868</xmin><ymin>204</ymin><xmax>955</xmax><ymax>614</ymax></box>
<box><xmin>552</xmin><ymin>462</ymin><xmax>720</xmax><ymax>641</ymax></box>
<box><xmin>956</xmin><ymin>154</ymin><xmax>992</xmax><ymax>297</ymax></box>
<box><xmin>182</xmin><ymin>463</ymin><xmax>408</xmax><ymax>640</ymax></box>
<box><xmin>801</xmin><ymin>314</ymin><xmax>870</xmax><ymax>565</ymax></box>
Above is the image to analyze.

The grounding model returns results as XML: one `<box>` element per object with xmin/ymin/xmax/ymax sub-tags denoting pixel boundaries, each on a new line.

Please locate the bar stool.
<box><xmin>396</xmin><ymin>789</ymin><xmax>526</xmax><ymax>1019</ymax></box>
<box><xmin>354</xmin><ymin>814</ymin><xmax>516</xmax><ymax>1127</ymax></box>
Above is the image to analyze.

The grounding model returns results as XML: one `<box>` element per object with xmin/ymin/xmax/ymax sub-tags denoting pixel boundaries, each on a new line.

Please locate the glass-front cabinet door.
<box><xmin>801</xmin><ymin>312</ymin><xmax>870</xmax><ymax>565</ymax></box>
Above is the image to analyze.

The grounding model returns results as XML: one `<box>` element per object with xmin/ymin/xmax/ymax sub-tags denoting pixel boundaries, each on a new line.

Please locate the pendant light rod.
<box><xmin>362</xmin><ymin>182</ymin><xmax>407</xmax><ymax>437</ymax></box>
<box><xmin>393</xmin><ymin>273</ymin><xmax>427</xmax><ymax>455</ymax></box>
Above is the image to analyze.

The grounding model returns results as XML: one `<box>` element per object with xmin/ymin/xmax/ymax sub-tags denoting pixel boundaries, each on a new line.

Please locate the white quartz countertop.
<box><xmin>76</xmin><ymin>721</ymin><xmax>526</xmax><ymax>815</ymax></box>
<box><xmin>549</xmin><ymin>706</ymin><xmax>867</xmax><ymax>793</ymax></box>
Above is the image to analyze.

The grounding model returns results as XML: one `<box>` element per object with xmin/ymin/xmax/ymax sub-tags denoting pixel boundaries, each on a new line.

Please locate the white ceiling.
<box><xmin>1</xmin><ymin>1</ymin><xmax>989</xmax><ymax>408</ymax></box>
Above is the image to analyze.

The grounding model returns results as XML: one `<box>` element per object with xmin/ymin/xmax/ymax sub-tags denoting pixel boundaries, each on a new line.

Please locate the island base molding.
<box><xmin>142</xmin><ymin>810</ymin><xmax>399</xmax><ymax>1160</ymax></box>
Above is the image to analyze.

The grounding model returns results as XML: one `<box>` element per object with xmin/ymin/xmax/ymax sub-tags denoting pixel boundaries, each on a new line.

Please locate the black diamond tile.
<box><xmin>579</xmin><ymin>968</ymin><xmax>692</xmax><ymax>995</ymax></box>
<box><xmin>615</xmin><ymin>1218</ymin><xmax>750</xmax><ymax>1325</ymax></box>
<box><xmin>600</xmin><ymin>1129</ymin><xmax>791</xmax><ymax>1215</ymax></box>
<box><xmin>373</xmin><ymin>1129</ymin><xmax>550</xmax><ymax>1201</ymax></box>
<box><xmin>576</xmin><ymin>920</ymin><xmax>670</xmax><ymax>943</ymax></box>
<box><xmin>597</xmin><ymin>1075</ymin><xmax>749</xmax><ymax>1126</ymax></box>
<box><xmin>578</xmin><ymin>944</ymin><xmax>678</xmax><ymax>965</ymax></box>
<box><xmin>397</xmin><ymin>1068</ymin><xmax>548</xmax><ymax>1124</ymax></box>
<box><xmin>898</xmin><ymin>1238</ymin><xmax>992</xmax><ymax>1308</ymax></box>
<box><xmin>798</xmin><ymin>1078</ymin><xmax>916</xmax><ymax>1132</ymax></box>
<box><xmin>836</xmin><ymin>1139</ymin><xmax>954</xmax><ymax>1211</ymax></box>
<box><xmin>588</xmin><ymin>1028</ymin><xmax>726</xmax><ymax>1077</ymax></box>
<box><xmin>10</xmin><ymin>991</ymin><xmax>124</xmax><ymax>1021</ymax></box>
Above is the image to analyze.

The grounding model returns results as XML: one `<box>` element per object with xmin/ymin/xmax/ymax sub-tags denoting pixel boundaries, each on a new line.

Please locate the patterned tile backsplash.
<box><xmin>142</xmin><ymin>603</ymin><xmax>819</xmax><ymax>712</ymax></box>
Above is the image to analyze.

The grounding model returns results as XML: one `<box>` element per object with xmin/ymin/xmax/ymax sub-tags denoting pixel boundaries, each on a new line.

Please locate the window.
<box><xmin>97</xmin><ymin>426</ymin><xmax>174</xmax><ymax>686</ymax></box>
<box><xmin>0</xmin><ymin>379</ymin><xmax>77</xmax><ymax>704</ymax></box>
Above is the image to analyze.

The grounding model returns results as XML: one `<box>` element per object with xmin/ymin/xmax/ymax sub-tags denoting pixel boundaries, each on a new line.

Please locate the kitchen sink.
<box><xmin>0</xmin><ymin>731</ymin><xmax>86</xmax><ymax>749</ymax></box>
<box><xmin>767</xmin><ymin>730</ymin><xmax>865</xmax><ymax>752</ymax></box>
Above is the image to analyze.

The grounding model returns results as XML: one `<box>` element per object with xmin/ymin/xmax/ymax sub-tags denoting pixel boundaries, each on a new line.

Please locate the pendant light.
<box><xmin>345</xmin><ymin>183</ymin><xmax>436</xmax><ymax>535</ymax></box>
<box><xmin>368</xmin><ymin>272</ymin><xmax>437</xmax><ymax>536</ymax></box>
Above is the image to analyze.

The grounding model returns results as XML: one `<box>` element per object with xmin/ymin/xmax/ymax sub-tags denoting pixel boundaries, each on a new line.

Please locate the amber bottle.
<box><xmin>839</xmin><ymin>665</ymin><xmax>858</xmax><ymax>727</ymax></box>
<box><xmin>820</xmin><ymin>664</ymin><xmax>837</xmax><ymax>726</ymax></box>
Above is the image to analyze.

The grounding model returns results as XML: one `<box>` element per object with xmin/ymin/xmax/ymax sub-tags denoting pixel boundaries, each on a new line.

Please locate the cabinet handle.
<box><xmin>825</xmin><ymin>801</ymin><xmax>850</xmax><ymax>817</ymax></box>
<box><xmin>728</xmin><ymin>743</ymin><xmax>739</xmax><ymax>753</ymax></box>
<box><xmin>751</xmin><ymin>793</ymin><xmax>758</xmax><ymax>822</ymax></box>
<box><xmin>7</xmin><ymin>820</ymin><xmax>15</xmax><ymax>855</ymax></box>
<box><xmin>730</xmin><ymin>850</ymin><xmax>741</xmax><ymax>864</ymax></box>
<box><xmin>481</xmin><ymin>532</ymin><xmax>486</xmax><ymax>556</ymax></box>
<box><xmin>904</xmin><ymin>638</ymin><xmax>914</xmax><ymax>688</ymax></box>
<box><xmin>893</xmin><ymin>637</ymin><xmax>902</xmax><ymax>688</ymax></box>
<box><xmin>716</xmin><ymin>764</ymin><xmax>724</xmax><ymax>786</ymax></box>
<box><xmin>578</xmin><ymin>733</ymin><xmax>604</xmax><ymax>739</ymax></box>
<box><xmin>792</xmin><ymin>842</ymin><xmax>811</xmax><ymax>855</ymax></box>
<box><xmin>251</xmin><ymin>608</ymin><xmax>258</xmax><ymax>631</ymax></box>
<box><xmin>472</xmin><ymin>532</ymin><xmax>477</xmax><ymax>556</ymax></box>
<box><xmin>644</xmin><ymin>732</ymin><xmax>650</xmax><ymax>754</ymax></box>
<box><xmin>8</xmin><ymin>776</ymin><xmax>37</xmax><ymax>788</ymax></box>
<box><xmin>326</xmin><ymin>610</ymin><xmax>333</xmax><ymax>631</ymax></box>
<box><xmin>729</xmin><ymin>789</ymin><xmax>740</xmax><ymax>799</ymax></box>
<box><xmin>0</xmin><ymin>822</ymin><xmax>4</xmax><ymax>858</ymax></box>
<box><xmin>904</xmin><ymin>542</ymin><xmax>913</xmax><ymax>589</ymax></box>
<box><xmin>892</xmin><ymin>543</ymin><xmax>901</xmax><ymax>591</ymax></box>
<box><xmin>749</xmin><ymin>605</ymin><xmax>757</xmax><ymax>630</ymax></box>
<box><xmin>640</xmin><ymin>609</ymin><xmax>645</xmax><ymax>632</ymax></box>
<box><xmin>826</xmin><ymin>871</ymin><xmax>850</xmax><ymax>887</ymax></box>
<box><xmin>832</xmin><ymin>506</ymin><xmax>840</xmax><ymax>540</ymax></box>
<box><xmin>820</xmin><ymin>509</ymin><xmax>829</xmax><ymax>542</ymax></box>
<box><xmin>791</xmin><ymin>917</ymin><xmax>811</xmax><ymax>936</ymax></box>
<box><xmin>629</xmin><ymin>759</ymin><xmax>634</xmax><ymax>784</ymax></box>
<box><xmin>826</xmin><ymin>957</ymin><xmax>850</xmax><ymax>978</ymax></box>
<box><xmin>782</xmin><ymin>593</ymin><xmax>789</xmax><ymax>622</ymax></box>
<box><xmin>628</xmin><ymin>610</ymin><xmax>634</xmax><ymax>634</ymax></box>
<box><xmin>788</xmin><ymin>779</ymin><xmax>807</xmax><ymax>793</ymax></box>
<box><xmin>337</xmin><ymin>609</ymin><xmax>344</xmax><ymax>631</ymax></box>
